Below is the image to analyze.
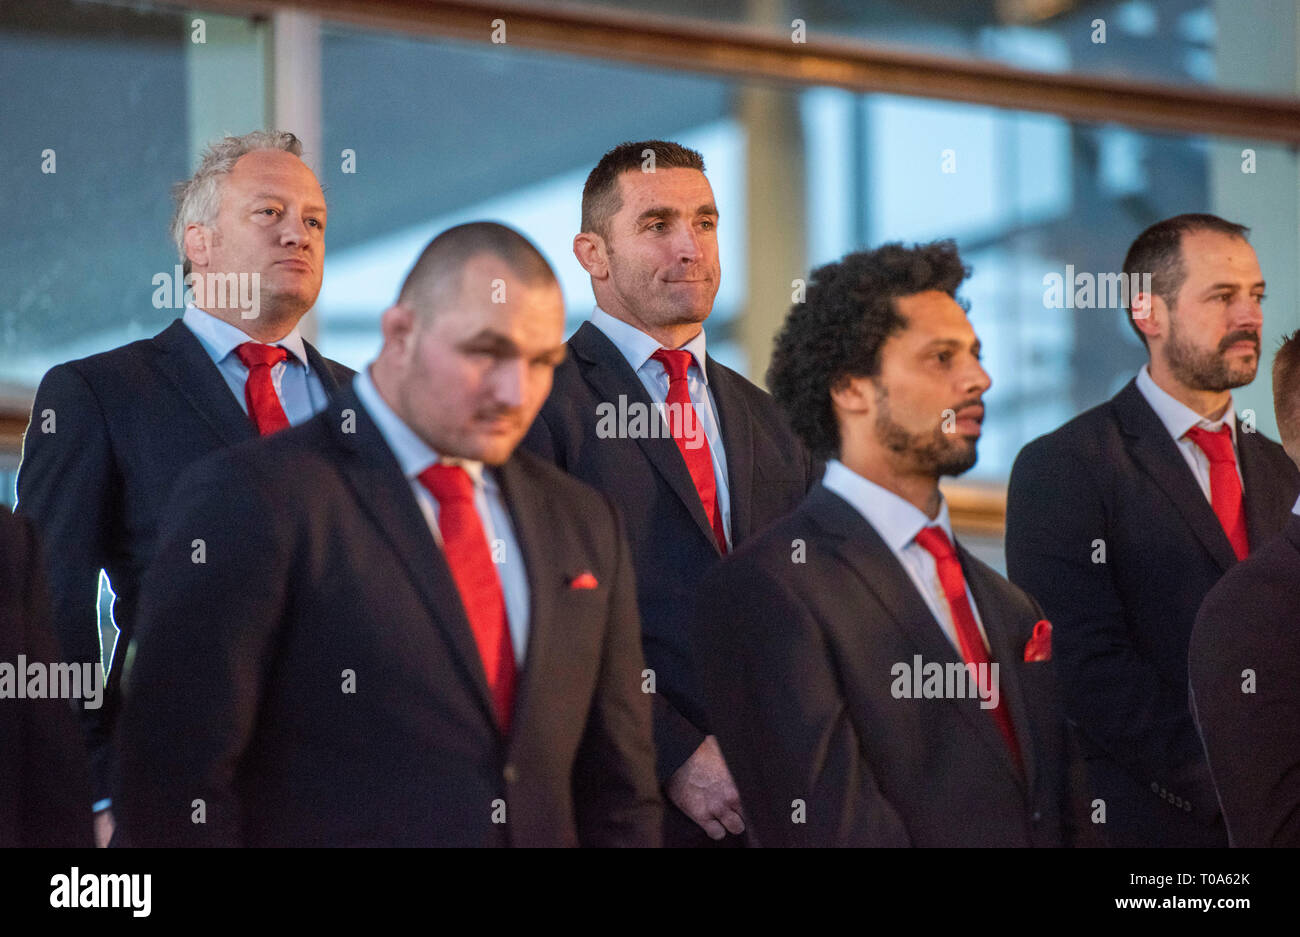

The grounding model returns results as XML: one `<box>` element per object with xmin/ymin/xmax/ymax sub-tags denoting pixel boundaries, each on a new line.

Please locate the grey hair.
<box><xmin>171</xmin><ymin>130</ymin><xmax>304</xmax><ymax>275</ymax></box>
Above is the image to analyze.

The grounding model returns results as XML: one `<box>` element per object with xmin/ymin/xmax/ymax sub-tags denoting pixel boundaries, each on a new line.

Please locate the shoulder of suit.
<box><xmin>41</xmin><ymin>330</ymin><xmax>170</xmax><ymax>388</ymax></box>
<box><xmin>1195</xmin><ymin>530</ymin><xmax>1300</xmax><ymax>634</ymax></box>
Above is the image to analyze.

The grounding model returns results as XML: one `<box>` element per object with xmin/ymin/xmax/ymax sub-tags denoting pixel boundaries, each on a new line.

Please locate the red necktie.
<box><xmin>1185</xmin><ymin>425</ymin><xmax>1249</xmax><ymax>561</ymax></box>
<box><xmin>651</xmin><ymin>348</ymin><xmax>727</xmax><ymax>553</ymax></box>
<box><xmin>235</xmin><ymin>342</ymin><xmax>292</xmax><ymax>436</ymax></box>
<box><xmin>417</xmin><ymin>463</ymin><xmax>516</xmax><ymax>732</ymax></box>
<box><xmin>914</xmin><ymin>525</ymin><xmax>1023</xmax><ymax>770</ymax></box>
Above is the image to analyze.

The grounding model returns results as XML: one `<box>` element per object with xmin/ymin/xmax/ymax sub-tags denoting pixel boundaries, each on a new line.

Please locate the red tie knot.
<box><xmin>914</xmin><ymin>525</ymin><xmax>956</xmax><ymax>562</ymax></box>
<box><xmin>417</xmin><ymin>463</ymin><xmax>475</xmax><ymax>505</ymax></box>
<box><xmin>651</xmin><ymin>348</ymin><xmax>694</xmax><ymax>383</ymax></box>
<box><xmin>1185</xmin><ymin>425</ymin><xmax>1236</xmax><ymax>465</ymax></box>
<box><xmin>235</xmin><ymin>341</ymin><xmax>289</xmax><ymax>370</ymax></box>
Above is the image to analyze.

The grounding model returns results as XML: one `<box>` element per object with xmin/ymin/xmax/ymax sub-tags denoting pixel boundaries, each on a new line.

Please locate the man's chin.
<box><xmin>936</xmin><ymin>441</ymin><xmax>979</xmax><ymax>478</ymax></box>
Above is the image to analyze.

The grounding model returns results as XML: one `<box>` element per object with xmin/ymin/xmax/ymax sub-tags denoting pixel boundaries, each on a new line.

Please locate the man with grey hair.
<box><xmin>16</xmin><ymin>129</ymin><xmax>353</xmax><ymax>845</ymax></box>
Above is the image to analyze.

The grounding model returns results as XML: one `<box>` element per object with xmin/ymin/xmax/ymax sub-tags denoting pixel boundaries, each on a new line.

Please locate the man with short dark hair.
<box><xmin>693</xmin><ymin>241</ymin><xmax>1079</xmax><ymax>846</ymax></box>
<box><xmin>16</xmin><ymin>130</ymin><xmax>353</xmax><ymax>844</ymax></box>
<box><xmin>522</xmin><ymin>140</ymin><xmax>817</xmax><ymax>846</ymax></box>
<box><xmin>1189</xmin><ymin>331</ymin><xmax>1300</xmax><ymax>847</ymax></box>
<box><xmin>1006</xmin><ymin>214</ymin><xmax>1300</xmax><ymax>847</ymax></box>
<box><xmin>117</xmin><ymin>222</ymin><xmax>661</xmax><ymax>847</ymax></box>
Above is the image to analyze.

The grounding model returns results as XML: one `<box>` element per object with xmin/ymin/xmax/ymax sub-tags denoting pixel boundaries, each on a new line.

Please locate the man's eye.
<box><xmin>260</xmin><ymin>208</ymin><xmax>279</xmax><ymax>216</ymax></box>
<box><xmin>699</xmin><ymin>219</ymin><xmax>715</xmax><ymax>230</ymax></box>
<box><xmin>936</xmin><ymin>351</ymin><xmax>952</xmax><ymax>364</ymax></box>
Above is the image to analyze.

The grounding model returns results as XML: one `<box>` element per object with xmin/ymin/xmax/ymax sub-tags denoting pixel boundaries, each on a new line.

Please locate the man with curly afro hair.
<box><xmin>692</xmin><ymin>240</ymin><xmax>1087</xmax><ymax>846</ymax></box>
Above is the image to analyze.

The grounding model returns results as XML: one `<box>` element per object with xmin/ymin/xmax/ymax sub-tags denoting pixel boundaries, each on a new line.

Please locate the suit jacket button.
<box><xmin>1031</xmin><ymin>811</ymin><xmax>1042</xmax><ymax>823</ymax></box>
<box><xmin>503</xmin><ymin>764</ymin><xmax>518</xmax><ymax>784</ymax></box>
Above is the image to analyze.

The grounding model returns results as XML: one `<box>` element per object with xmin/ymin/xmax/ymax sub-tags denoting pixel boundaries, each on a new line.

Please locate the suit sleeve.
<box><xmin>9</xmin><ymin>512</ymin><xmax>95</xmax><ymax>847</ymax></box>
<box><xmin>15</xmin><ymin>363</ymin><xmax>117</xmax><ymax>803</ymax></box>
<box><xmin>116</xmin><ymin>453</ymin><xmax>291</xmax><ymax>847</ymax></box>
<box><xmin>571</xmin><ymin>499</ymin><xmax>664</xmax><ymax>846</ymax></box>
<box><xmin>693</xmin><ymin>559</ymin><xmax>910</xmax><ymax>847</ymax></box>
<box><xmin>1005</xmin><ymin>438</ymin><xmax>1220</xmax><ymax>819</ymax></box>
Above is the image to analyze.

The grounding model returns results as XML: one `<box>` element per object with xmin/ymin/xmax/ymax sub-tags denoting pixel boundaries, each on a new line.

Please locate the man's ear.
<box><xmin>573</xmin><ymin>231</ymin><xmax>609</xmax><ymax>280</ymax></box>
<box><xmin>183</xmin><ymin>223</ymin><xmax>211</xmax><ymax>271</ymax></box>
<box><xmin>830</xmin><ymin>374</ymin><xmax>875</xmax><ymax>418</ymax></box>
<box><xmin>380</xmin><ymin>302</ymin><xmax>418</xmax><ymax>353</ymax></box>
<box><xmin>1131</xmin><ymin>290</ymin><xmax>1167</xmax><ymax>344</ymax></box>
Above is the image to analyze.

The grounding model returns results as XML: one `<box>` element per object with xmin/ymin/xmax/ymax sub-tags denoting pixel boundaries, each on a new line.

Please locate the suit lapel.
<box><xmin>571</xmin><ymin>322</ymin><xmax>720</xmax><ymax>552</ymax></box>
<box><xmin>328</xmin><ymin>391</ymin><xmax>498</xmax><ymax>728</ymax></box>
<box><xmin>1238</xmin><ymin>428</ymin><xmax>1289</xmax><ymax>549</ymax></box>
<box><xmin>304</xmin><ymin>339</ymin><xmax>345</xmax><ymax>399</ymax></box>
<box><xmin>960</xmin><ymin>549</ymin><xmax>1037</xmax><ymax>795</ymax></box>
<box><xmin>149</xmin><ymin>320</ymin><xmax>257</xmax><ymax>445</ymax></box>
<box><xmin>492</xmin><ymin>457</ymin><xmax>562</xmax><ymax>745</ymax></box>
<box><xmin>706</xmin><ymin>358</ymin><xmax>754</xmax><ymax>543</ymax></box>
<box><xmin>806</xmin><ymin>486</ymin><xmax>1024</xmax><ymax>784</ymax></box>
<box><xmin>1113</xmin><ymin>380</ymin><xmax>1237</xmax><ymax>572</ymax></box>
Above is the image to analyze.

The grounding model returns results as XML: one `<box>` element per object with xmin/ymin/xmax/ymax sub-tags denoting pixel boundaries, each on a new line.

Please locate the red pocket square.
<box><xmin>568</xmin><ymin>571</ymin><xmax>599</xmax><ymax>590</ymax></box>
<box><xmin>1024</xmin><ymin>619</ymin><xmax>1052</xmax><ymax>662</ymax></box>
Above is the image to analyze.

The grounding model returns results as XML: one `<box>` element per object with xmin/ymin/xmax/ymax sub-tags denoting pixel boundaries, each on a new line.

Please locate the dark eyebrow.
<box><xmin>1201</xmin><ymin>280</ymin><xmax>1267</xmax><ymax>294</ymax></box>
<box><xmin>459</xmin><ymin>330</ymin><xmax>519</xmax><ymax>355</ymax></box>
<box><xmin>635</xmin><ymin>203</ymin><xmax>719</xmax><ymax>225</ymax></box>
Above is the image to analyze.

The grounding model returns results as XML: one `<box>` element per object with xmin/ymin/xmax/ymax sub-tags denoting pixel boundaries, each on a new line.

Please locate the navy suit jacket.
<box><xmin>1190</xmin><ymin>512</ymin><xmax>1300</xmax><ymax>847</ymax></box>
<box><xmin>116</xmin><ymin>389</ymin><xmax>661</xmax><ymax>846</ymax></box>
<box><xmin>693</xmin><ymin>484</ymin><xmax>1079</xmax><ymax>847</ymax></box>
<box><xmin>521</xmin><ymin>322</ymin><xmax>817</xmax><ymax>798</ymax></box>
<box><xmin>0</xmin><ymin>507</ymin><xmax>94</xmax><ymax>847</ymax></box>
<box><xmin>15</xmin><ymin>319</ymin><xmax>353</xmax><ymax>800</ymax></box>
<box><xmin>1006</xmin><ymin>378</ymin><xmax>1300</xmax><ymax>846</ymax></box>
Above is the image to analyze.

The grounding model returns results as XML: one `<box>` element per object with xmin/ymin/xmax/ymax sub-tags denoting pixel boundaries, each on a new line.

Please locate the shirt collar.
<box><xmin>821</xmin><ymin>459</ymin><xmax>954</xmax><ymax>553</ymax></box>
<box><xmin>183</xmin><ymin>303</ymin><xmax>311</xmax><ymax>371</ymax></box>
<box><xmin>351</xmin><ymin>367</ymin><xmax>487</xmax><ymax>490</ymax></box>
<box><xmin>589</xmin><ymin>306</ymin><xmax>710</xmax><ymax>384</ymax></box>
<box><xmin>1135</xmin><ymin>364</ymin><xmax>1236</xmax><ymax>445</ymax></box>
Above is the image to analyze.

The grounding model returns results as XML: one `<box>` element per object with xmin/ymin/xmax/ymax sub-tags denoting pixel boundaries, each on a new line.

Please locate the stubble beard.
<box><xmin>873</xmin><ymin>383</ymin><xmax>978</xmax><ymax>479</ymax></box>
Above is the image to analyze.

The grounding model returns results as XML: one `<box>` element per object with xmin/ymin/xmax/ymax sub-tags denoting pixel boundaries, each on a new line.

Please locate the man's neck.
<box><xmin>838</xmin><ymin>449</ymin><xmax>942</xmax><ymax>519</ymax></box>
<box><xmin>598</xmin><ymin>305</ymin><xmax>703</xmax><ymax>351</ymax></box>
<box><xmin>195</xmin><ymin>304</ymin><xmax>299</xmax><ymax>344</ymax></box>
<box><xmin>1147</xmin><ymin>357</ymin><xmax>1233</xmax><ymax>421</ymax></box>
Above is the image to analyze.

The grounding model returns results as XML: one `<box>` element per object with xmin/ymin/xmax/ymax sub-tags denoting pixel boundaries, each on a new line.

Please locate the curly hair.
<box><xmin>767</xmin><ymin>240</ymin><xmax>970</xmax><ymax>461</ymax></box>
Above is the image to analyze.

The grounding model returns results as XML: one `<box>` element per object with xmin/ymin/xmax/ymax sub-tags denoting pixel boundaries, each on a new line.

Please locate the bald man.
<box><xmin>117</xmin><ymin>222</ymin><xmax>661</xmax><ymax>846</ymax></box>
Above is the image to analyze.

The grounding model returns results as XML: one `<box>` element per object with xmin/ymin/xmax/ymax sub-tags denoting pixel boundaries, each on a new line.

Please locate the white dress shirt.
<box><xmin>353</xmin><ymin>367</ymin><xmax>529</xmax><ymax>664</ymax></box>
<box><xmin>1135</xmin><ymin>363</ymin><xmax>1243</xmax><ymax>502</ymax></box>
<box><xmin>182</xmin><ymin>303</ymin><xmax>328</xmax><ymax>426</ymax></box>
<box><xmin>821</xmin><ymin>459</ymin><xmax>989</xmax><ymax>653</ymax></box>
<box><xmin>588</xmin><ymin>306</ymin><xmax>732</xmax><ymax>546</ymax></box>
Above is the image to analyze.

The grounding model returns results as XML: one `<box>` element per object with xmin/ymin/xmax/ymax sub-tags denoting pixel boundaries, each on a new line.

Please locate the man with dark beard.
<box><xmin>692</xmin><ymin>241</ymin><xmax>1083</xmax><ymax>846</ymax></box>
<box><xmin>1006</xmin><ymin>214</ymin><xmax>1300</xmax><ymax>847</ymax></box>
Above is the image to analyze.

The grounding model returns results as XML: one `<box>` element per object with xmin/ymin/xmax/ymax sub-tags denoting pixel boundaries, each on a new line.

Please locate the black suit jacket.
<box><xmin>0</xmin><ymin>507</ymin><xmax>94</xmax><ymax>848</ymax></box>
<box><xmin>693</xmin><ymin>484</ymin><xmax>1077</xmax><ymax>847</ymax></box>
<box><xmin>14</xmin><ymin>319</ymin><xmax>352</xmax><ymax>800</ymax></box>
<box><xmin>1006</xmin><ymin>378</ymin><xmax>1300</xmax><ymax>846</ymax></box>
<box><xmin>116</xmin><ymin>389</ymin><xmax>662</xmax><ymax>847</ymax></box>
<box><xmin>1190</xmin><ymin>512</ymin><xmax>1300</xmax><ymax>847</ymax></box>
<box><xmin>521</xmin><ymin>322</ymin><xmax>816</xmax><ymax>823</ymax></box>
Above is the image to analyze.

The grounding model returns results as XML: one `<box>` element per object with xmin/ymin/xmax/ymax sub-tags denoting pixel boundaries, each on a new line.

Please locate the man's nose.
<box><xmin>493</xmin><ymin>358</ymin><xmax>527</xmax><ymax>408</ymax></box>
<box><xmin>279</xmin><ymin>211</ymin><xmax>313</xmax><ymax>247</ymax></box>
